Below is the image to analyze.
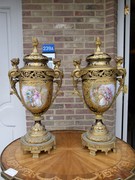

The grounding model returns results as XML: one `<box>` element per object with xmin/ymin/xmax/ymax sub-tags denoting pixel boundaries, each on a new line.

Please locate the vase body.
<box><xmin>72</xmin><ymin>37</ymin><xmax>126</xmax><ymax>155</ymax></box>
<box><xmin>19</xmin><ymin>64</ymin><xmax>54</xmax><ymax>115</ymax></box>
<box><xmin>8</xmin><ymin>38</ymin><xmax>63</xmax><ymax>157</ymax></box>
<box><xmin>20</xmin><ymin>81</ymin><xmax>52</xmax><ymax>114</ymax></box>
<box><xmin>82</xmin><ymin>69</ymin><xmax>116</xmax><ymax>115</ymax></box>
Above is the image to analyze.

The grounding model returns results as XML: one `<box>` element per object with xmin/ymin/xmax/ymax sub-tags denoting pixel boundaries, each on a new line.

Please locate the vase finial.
<box><xmin>32</xmin><ymin>37</ymin><xmax>39</xmax><ymax>53</ymax></box>
<box><xmin>95</xmin><ymin>37</ymin><xmax>101</xmax><ymax>53</ymax></box>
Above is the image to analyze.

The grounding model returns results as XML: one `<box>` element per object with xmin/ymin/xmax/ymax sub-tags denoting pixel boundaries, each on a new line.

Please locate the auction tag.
<box><xmin>4</xmin><ymin>168</ymin><xmax>18</xmax><ymax>177</ymax></box>
<box><xmin>42</xmin><ymin>44</ymin><xmax>55</xmax><ymax>53</ymax></box>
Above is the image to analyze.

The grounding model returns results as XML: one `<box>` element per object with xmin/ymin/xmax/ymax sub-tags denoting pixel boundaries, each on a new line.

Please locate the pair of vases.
<box><xmin>8</xmin><ymin>37</ymin><xmax>126</xmax><ymax>158</ymax></box>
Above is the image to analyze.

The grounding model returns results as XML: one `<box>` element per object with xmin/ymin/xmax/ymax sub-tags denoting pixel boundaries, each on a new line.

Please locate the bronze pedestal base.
<box><xmin>20</xmin><ymin>122</ymin><xmax>56</xmax><ymax>158</ymax></box>
<box><xmin>21</xmin><ymin>132</ymin><xmax>56</xmax><ymax>158</ymax></box>
<box><xmin>82</xmin><ymin>132</ymin><xmax>116</xmax><ymax>156</ymax></box>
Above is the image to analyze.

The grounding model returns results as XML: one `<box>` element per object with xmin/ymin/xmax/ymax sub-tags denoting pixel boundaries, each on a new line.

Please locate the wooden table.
<box><xmin>1</xmin><ymin>130</ymin><xmax>135</xmax><ymax>180</ymax></box>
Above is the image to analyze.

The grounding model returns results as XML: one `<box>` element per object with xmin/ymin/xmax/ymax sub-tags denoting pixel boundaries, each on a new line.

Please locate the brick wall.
<box><xmin>22</xmin><ymin>0</ymin><xmax>117</xmax><ymax>133</ymax></box>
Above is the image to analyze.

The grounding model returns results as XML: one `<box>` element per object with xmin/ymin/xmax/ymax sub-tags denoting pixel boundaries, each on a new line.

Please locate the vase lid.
<box><xmin>24</xmin><ymin>37</ymin><xmax>48</xmax><ymax>63</ymax></box>
<box><xmin>86</xmin><ymin>37</ymin><xmax>111</xmax><ymax>62</ymax></box>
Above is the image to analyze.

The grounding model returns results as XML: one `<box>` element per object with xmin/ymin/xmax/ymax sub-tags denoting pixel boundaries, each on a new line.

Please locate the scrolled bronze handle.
<box><xmin>51</xmin><ymin>59</ymin><xmax>63</xmax><ymax>104</ymax></box>
<box><xmin>111</xmin><ymin>57</ymin><xmax>127</xmax><ymax>105</ymax></box>
<box><xmin>71</xmin><ymin>59</ymin><xmax>84</xmax><ymax>101</ymax></box>
<box><xmin>8</xmin><ymin>58</ymin><xmax>22</xmax><ymax>102</ymax></box>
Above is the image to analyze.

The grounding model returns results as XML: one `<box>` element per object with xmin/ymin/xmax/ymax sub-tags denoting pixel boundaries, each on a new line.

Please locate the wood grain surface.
<box><xmin>1</xmin><ymin>130</ymin><xmax>135</xmax><ymax>180</ymax></box>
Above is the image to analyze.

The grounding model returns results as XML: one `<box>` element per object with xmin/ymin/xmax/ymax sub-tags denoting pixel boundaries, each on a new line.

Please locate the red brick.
<box><xmin>22</xmin><ymin>0</ymin><xmax>31</xmax><ymax>3</ymax></box>
<box><xmin>75</xmin><ymin>11</ymin><xmax>94</xmax><ymax>16</ymax></box>
<box><xmin>64</xmin><ymin>17</ymin><xmax>83</xmax><ymax>22</ymax></box>
<box><xmin>56</xmin><ymin>49</ymin><xmax>73</xmax><ymax>54</ymax></box>
<box><xmin>75</xmin><ymin>98</ymin><xmax>84</xmax><ymax>103</ymax></box>
<box><xmin>53</xmin><ymin>11</ymin><xmax>73</xmax><ymax>16</ymax></box>
<box><xmin>32</xmin><ymin>11</ymin><xmax>52</xmax><ymax>16</ymax></box>
<box><xmin>23</xmin><ymin>17</ymin><xmax>42</xmax><ymax>23</ymax></box>
<box><xmin>106</xmin><ymin>48</ymin><xmax>116</xmax><ymax>54</ymax></box>
<box><xmin>23</xmin><ymin>24</ymin><xmax>32</xmax><ymax>29</ymax></box>
<box><xmin>54</xmin><ymin>121</ymin><xmax>74</xmax><ymax>127</ymax></box>
<box><xmin>32</xmin><ymin>24</ymin><xmax>53</xmax><ymax>29</ymax></box>
<box><xmin>23</xmin><ymin>11</ymin><xmax>31</xmax><ymax>16</ymax></box>
<box><xmin>75</xmin><ymin>121</ymin><xmax>92</xmax><ymax>125</ymax></box>
<box><xmin>55</xmin><ymin>43</ymin><xmax>64</xmax><ymax>48</ymax></box>
<box><xmin>32</xmin><ymin>0</ymin><xmax>53</xmax><ymax>2</ymax></box>
<box><xmin>85</xmin><ymin>114</ymin><xmax>95</xmax><ymax>120</ymax></box>
<box><xmin>51</xmin><ymin>104</ymin><xmax>64</xmax><ymax>109</ymax></box>
<box><xmin>54</xmin><ymin>23</ymin><xmax>74</xmax><ymax>29</ymax></box>
<box><xmin>55</xmin><ymin>55</ymin><xmax>64</xmax><ymax>60</ymax></box>
<box><xmin>23</xmin><ymin>43</ymin><xmax>33</xmax><ymax>48</ymax></box>
<box><xmin>23</xmin><ymin>30</ymin><xmax>32</xmax><ymax>36</ymax></box>
<box><xmin>85</xmin><ymin>42</ymin><xmax>95</xmax><ymax>48</ymax></box>
<box><xmin>45</xmin><ymin>121</ymin><xmax>54</xmax><ymax>126</ymax></box>
<box><xmin>95</xmin><ymin>24</ymin><xmax>104</xmax><ymax>29</ymax></box>
<box><xmin>106</xmin><ymin>8</ymin><xmax>115</xmax><ymax>16</ymax></box>
<box><xmin>96</xmin><ymin>11</ymin><xmax>105</xmax><ymax>16</ymax></box>
<box><xmin>45</xmin><ymin>110</ymin><xmax>54</xmax><ymax>114</ymax></box>
<box><xmin>85</xmin><ymin>4</ymin><xmax>104</xmax><ymax>10</ymax></box>
<box><xmin>22</xmin><ymin>4</ymin><xmax>42</xmax><ymax>10</ymax></box>
<box><xmin>66</xmin><ymin>115</ymin><xmax>84</xmax><ymax>120</ymax></box>
<box><xmin>26</xmin><ymin>121</ymin><xmax>34</xmax><ymax>126</ymax></box>
<box><xmin>64</xmin><ymin>4</ymin><xmax>84</xmax><ymax>10</ymax></box>
<box><xmin>64</xmin><ymin>30</ymin><xmax>84</xmax><ymax>36</ymax></box>
<box><xmin>75</xmin><ymin>49</ymin><xmax>91</xmax><ymax>54</ymax></box>
<box><xmin>85</xmin><ymin>17</ymin><xmax>104</xmax><ymax>23</ymax></box>
<box><xmin>64</xmin><ymin>79</ymin><xmax>72</xmax><ymax>84</ymax></box>
<box><xmin>73</xmin><ymin>36</ymin><xmax>84</xmax><ymax>42</ymax></box>
<box><xmin>55</xmin><ymin>36</ymin><xmax>73</xmax><ymax>41</ymax></box>
<box><xmin>26</xmin><ymin>116</ymin><xmax>33</xmax><ymax>121</ymax></box>
<box><xmin>65</xmin><ymin>68</ymin><xmax>74</xmax><ymax>72</ymax></box>
<box><xmin>63</xmin><ymin>73</ymin><xmax>72</xmax><ymax>79</ymax></box>
<box><xmin>75</xmin><ymin>0</ymin><xmax>94</xmax><ymax>3</ymax></box>
<box><xmin>95</xmin><ymin>0</ymin><xmax>104</xmax><ymax>3</ymax></box>
<box><xmin>85</xmin><ymin>30</ymin><xmax>104</xmax><ymax>35</ymax></box>
<box><xmin>106</xmin><ymin>29</ymin><xmax>115</xmax><ymax>35</ymax></box>
<box><xmin>76</xmin><ymin>24</ymin><xmax>94</xmax><ymax>29</ymax></box>
<box><xmin>43</xmin><ymin>17</ymin><xmax>63</xmax><ymax>23</ymax></box>
<box><xmin>38</xmin><ymin>36</ymin><xmax>54</xmax><ymax>43</ymax></box>
<box><xmin>23</xmin><ymin>30</ymin><xmax>43</xmax><ymax>36</ymax></box>
<box><xmin>106</xmin><ymin>22</ymin><xmax>115</xmax><ymax>28</ymax></box>
<box><xmin>65</xmin><ymin>104</ymin><xmax>84</xmax><ymax>108</ymax></box>
<box><xmin>56</xmin><ymin>109</ymin><xmax>74</xmax><ymax>114</ymax></box>
<box><xmin>61</xmin><ymin>86</ymin><xmax>73</xmax><ymax>91</ymax></box>
<box><xmin>76</xmin><ymin>109</ymin><xmax>90</xmax><ymax>114</ymax></box>
<box><xmin>106</xmin><ymin>15</ymin><xmax>116</xmax><ymax>22</ymax></box>
<box><xmin>106</xmin><ymin>1</ymin><xmax>115</xmax><ymax>9</ymax></box>
<box><xmin>64</xmin><ymin>43</ymin><xmax>84</xmax><ymax>48</ymax></box>
<box><xmin>54</xmin><ymin>0</ymin><xmax>73</xmax><ymax>3</ymax></box>
<box><xmin>44</xmin><ymin>30</ymin><xmax>63</xmax><ymax>35</ymax></box>
<box><xmin>56</xmin><ymin>98</ymin><xmax>74</xmax><ymax>103</ymax></box>
<box><xmin>46</xmin><ymin>116</ymin><xmax>64</xmax><ymax>120</ymax></box>
<box><xmin>52</xmin><ymin>4</ymin><xmax>63</xmax><ymax>10</ymax></box>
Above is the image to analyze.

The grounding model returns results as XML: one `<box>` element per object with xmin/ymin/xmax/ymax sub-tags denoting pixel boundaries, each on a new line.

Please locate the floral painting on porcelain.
<box><xmin>22</xmin><ymin>85</ymin><xmax>48</xmax><ymax>108</ymax></box>
<box><xmin>90</xmin><ymin>83</ymin><xmax>115</xmax><ymax>107</ymax></box>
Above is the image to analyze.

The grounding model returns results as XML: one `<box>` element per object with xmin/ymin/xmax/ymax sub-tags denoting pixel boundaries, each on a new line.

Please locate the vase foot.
<box><xmin>81</xmin><ymin>132</ymin><xmax>116</xmax><ymax>156</ymax></box>
<box><xmin>20</xmin><ymin>132</ymin><xmax>56</xmax><ymax>158</ymax></box>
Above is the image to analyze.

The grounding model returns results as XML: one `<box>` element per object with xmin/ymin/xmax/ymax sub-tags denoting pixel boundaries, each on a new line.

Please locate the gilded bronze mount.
<box><xmin>8</xmin><ymin>38</ymin><xmax>63</xmax><ymax>158</ymax></box>
<box><xmin>72</xmin><ymin>37</ymin><xmax>126</xmax><ymax>155</ymax></box>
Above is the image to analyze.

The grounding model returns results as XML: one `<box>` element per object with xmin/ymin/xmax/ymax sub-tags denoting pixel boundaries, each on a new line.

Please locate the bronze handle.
<box><xmin>51</xmin><ymin>59</ymin><xmax>63</xmax><ymax>104</ymax></box>
<box><xmin>8</xmin><ymin>58</ymin><xmax>22</xmax><ymax>102</ymax></box>
<box><xmin>71</xmin><ymin>59</ymin><xmax>85</xmax><ymax>102</ymax></box>
<box><xmin>111</xmin><ymin>57</ymin><xmax>127</xmax><ymax>105</ymax></box>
